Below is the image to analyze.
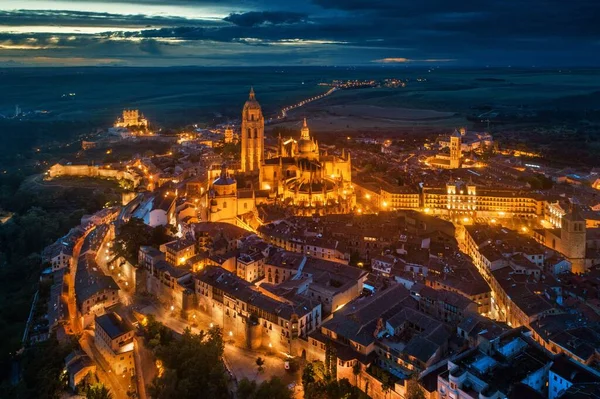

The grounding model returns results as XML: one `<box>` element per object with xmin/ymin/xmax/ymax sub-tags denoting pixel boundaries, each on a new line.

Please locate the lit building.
<box><xmin>224</xmin><ymin>126</ymin><xmax>234</xmax><ymax>143</ymax></box>
<box><xmin>534</xmin><ymin>208</ymin><xmax>591</xmax><ymax>274</ymax></box>
<box><xmin>426</xmin><ymin>130</ymin><xmax>475</xmax><ymax>169</ymax></box>
<box><xmin>204</xmin><ymin>164</ymin><xmax>259</xmax><ymax>224</ymax></box>
<box><xmin>437</xmin><ymin>328</ymin><xmax>552</xmax><ymax>399</ymax></box>
<box><xmin>259</xmin><ymin>118</ymin><xmax>354</xmax><ymax>211</ymax></box>
<box><xmin>463</xmin><ymin>224</ymin><xmax>566</xmax><ymax>326</ymax></box>
<box><xmin>423</xmin><ymin>181</ymin><xmax>544</xmax><ymax>220</ymax></box>
<box><xmin>160</xmin><ymin>236</ymin><xmax>196</xmax><ymax>265</ymax></box>
<box><xmin>354</xmin><ymin>179</ymin><xmax>420</xmax><ymax>210</ymax></box>
<box><xmin>450</xmin><ymin>129</ymin><xmax>462</xmax><ymax>169</ymax></box>
<box><xmin>195</xmin><ymin>266</ymin><xmax>322</xmax><ymax>355</ymax></box>
<box><xmin>75</xmin><ymin>225</ymin><xmax>119</xmax><ymax>328</ymax></box>
<box><xmin>94</xmin><ymin>312</ymin><xmax>135</xmax><ymax>376</ymax></box>
<box><xmin>42</xmin><ymin>242</ymin><xmax>74</xmax><ymax>272</ymax></box>
<box><xmin>114</xmin><ymin>109</ymin><xmax>148</xmax><ymax>129</ymax></box>
<box><xmin>237</xmin><ymin>88</ymin><xmax>355</xmax><ymax>213</ymax></box>
<box><xmin>437</xmin><ymin>128</ymin><xmax>493</xmax><ymax>153</ymax></box>
<box><xmin>241</xmin><ymin>88</ymin><xmax>264</xmax><ymax>172</ymax></box>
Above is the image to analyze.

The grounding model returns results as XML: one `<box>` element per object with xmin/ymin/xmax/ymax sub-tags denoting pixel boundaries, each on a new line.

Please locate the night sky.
<box><xmin>0</xmin><ymin>0</ymin><xmax>598</xmax><ymax>67</ymax></box>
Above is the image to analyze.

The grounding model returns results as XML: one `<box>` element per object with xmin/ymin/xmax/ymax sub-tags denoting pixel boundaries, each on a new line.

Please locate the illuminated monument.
<box><xmin>241</xmin><ymin>88</ymin><xmax>264</xmax><ymax>173</ymax></box>
<box><xmin>239</xmin><ymin>88</ymin><xmax>354</xmax><ymax>211</ymax></box>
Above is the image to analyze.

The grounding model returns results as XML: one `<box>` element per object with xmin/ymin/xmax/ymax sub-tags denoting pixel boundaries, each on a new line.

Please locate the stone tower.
<box><xmin>241</xmin><ymin>87</ymin><xmax>264</xmax><ymax>173</ymax></box>
<box><xmin>450</xmin><ymin>129</ymin><xmax>462</xmax><ymax>169</ymax></box>
<box><xmin>561</xmin><ymin>207</ymin><xmax>587</xmax><ymax>273</ymax></box>
<box><xmin>224</xmin><ymin>126</ymin><xmax>233</xmax><ymax>144</ymax></box>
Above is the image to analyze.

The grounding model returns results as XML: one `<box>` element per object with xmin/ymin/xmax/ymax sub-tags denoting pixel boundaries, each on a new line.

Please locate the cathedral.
<box><xmin>205</xmin><ymin>88</ymin><xmax>355</xmax><ymax>224</ymax></box>
<box><xmin>259</xmin><ymin>117</ymin><xmax>354</xmax><ymax>210</ymax></box>
<box><xmin>243</xmin><ymin>88</ymin><xmax>354</xmax><ymax>210</ymax></box>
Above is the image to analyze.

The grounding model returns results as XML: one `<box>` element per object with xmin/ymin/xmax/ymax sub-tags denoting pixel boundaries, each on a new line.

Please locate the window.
<box><xmin>247</xmin><ymin>128</ymin><xmax>251</xmax><ymax>138</ymax></box>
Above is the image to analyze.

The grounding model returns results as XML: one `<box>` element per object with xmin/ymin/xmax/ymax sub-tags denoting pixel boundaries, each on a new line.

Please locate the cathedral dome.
<box><xmin>298</xmin><ymin>118</ymin><xmax>314</xmax><ymax>154</ymax></box>
<box><xmin>298</xmin><ymin>138</ymin><xmax>313</xmax><ymax>154</ymax></box>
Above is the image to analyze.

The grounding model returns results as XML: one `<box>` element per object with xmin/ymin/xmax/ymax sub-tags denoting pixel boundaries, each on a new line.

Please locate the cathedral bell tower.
<box><xmin>241</xmin><ymin>87</ymin><xmax>264</xmax><ymax>172</ymax></box>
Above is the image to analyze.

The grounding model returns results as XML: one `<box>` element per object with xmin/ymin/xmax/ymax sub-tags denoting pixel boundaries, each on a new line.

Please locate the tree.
<box><xmin>86</xmin><ymin>384</ymin><xmax>113</xmax><ymax>399</ymax></box>
<box><xmin>352</xmin><ymin>361</ymin><xmax>361</xmax><ymax>386</ymax></box>
<box><xmin>141</xmin><ymin>315</ymin><xmax>173</xmax><ymax>349</ymax></box>
<box><xmin>9</xmin><ymin>334</ymin><xmax>76</xmax><ymax>399</ymax></box>
<box><xmin>236</xmin><ymin>376</ymin><xmax>292</xmax><ymax>399</ymax></box>
<box><xmin>302</xmin><ymin>362</ymin><xmax>316</xmax><ymax>389</ymax></box>
<box><xmin>237</xmin><ymin>378</ymin><xmax>258</xmax><ymax>399</ymax></box>
<box><xmin>406</xmin><ymin>375</ymin><xmax>426</xmax><ymax>399</ymax></box>
<box><xmin>255</xmin><ymin>377</ymin><xmax>292</xmax><ymax>399</ymax></box>
<box><xmin>381</xmin><ymin>374</ymin><xmax>393</xmax><ymax>399</ymax></box>
<box><xmin>303</xmin><ymin>377</ymin><xmax>368</xmax><ymax>399</ymax></box>
<box><xmin>148</xmin><ymin>327</ymin><xmax>229</xmax><ymax>399</ymax></box>
<box><xmin>256</xmin><ymin>357</ymin><xmax>265</xmax><ymax>374</ymax></box>
<box><xmin>112</xmin><ymin>217</ymin><xmax>174</xmax><ymax>264</ymax></box>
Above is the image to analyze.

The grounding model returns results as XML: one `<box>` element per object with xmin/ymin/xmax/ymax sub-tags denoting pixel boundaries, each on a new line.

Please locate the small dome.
<box><xmin>213</xmin><ymin>175</ymin><xmax>236</xmax><ymax>186</ymax></box>
<box><xmin>213</xmin><ymin>163</ymin><xmax>236</xmax><ymax>186</ymax></box>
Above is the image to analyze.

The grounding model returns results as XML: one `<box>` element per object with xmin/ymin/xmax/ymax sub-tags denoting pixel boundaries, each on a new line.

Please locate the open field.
<box><xmin>0</xmin><ymin>67</ymin><xmax>599</xmax><ymax>169</ymax></box>
<box><xmin>272</xmin><ymin>103</ymin><xmax>464</xmax><ymax>135</ymax></box>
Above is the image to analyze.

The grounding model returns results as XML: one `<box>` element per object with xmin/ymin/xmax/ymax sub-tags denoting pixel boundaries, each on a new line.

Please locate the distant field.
<box><xmin>0</xmin><ymin>66</ymin><xmax>599</xmax><ymax>167</ymax></box>
<box><xmin>2</xmin><ymin>67</ymin><xmax>598</xmax><ymax>125</ymax></box>
<box><xmin>276</xmin><ymin>103</ymin><xmax>463</xmax><ymax>135</ymax></box>
<box><xmin>326</xmin><ymin>105</ymin><xmax>455</xmax><ymax>120</ymax></box>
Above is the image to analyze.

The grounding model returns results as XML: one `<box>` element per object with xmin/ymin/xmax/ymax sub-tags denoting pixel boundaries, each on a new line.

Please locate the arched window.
<box><xmin>247</xmin><ymin>128</ymin><xmax>252</xmax><ymax>138</ymax></box>
<box><xmin>254</xmin><ymin>128</ymin><xmax>258</xmax><ymax>138</ymax></box>
<box><xmin>251</xmin><ymin>113</ymin><xmax>255</xmax><ymax>121</ymax></box>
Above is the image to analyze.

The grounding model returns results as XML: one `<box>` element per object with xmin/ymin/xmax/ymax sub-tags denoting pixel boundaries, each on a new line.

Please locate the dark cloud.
<box><xmin>0</xmin><ymin>0</ymin><xmax>599</xmax><ymax>66</ymax></box>
<box><xmin>223</xmin><ymin>11</ymin><xmax>308</xmax><ymax>27</ymax></box>
<box><xmin>0</xmin><ymin>9</ymin><xmax>223</xmax><ymax>28</ymax></box>
<box><xmin>139</xmin><ymin>39</ymin><xmax>163</xmax><ymax>54</ymax></box>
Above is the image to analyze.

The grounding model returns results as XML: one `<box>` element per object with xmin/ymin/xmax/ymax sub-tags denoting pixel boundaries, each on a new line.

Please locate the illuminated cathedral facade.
<box><xmin>238</xmin><ymin>88</ymin><xmax>355</xmax><ymax>213</ymax></box>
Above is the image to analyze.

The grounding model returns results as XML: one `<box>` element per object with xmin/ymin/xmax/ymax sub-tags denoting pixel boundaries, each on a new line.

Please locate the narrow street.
<box><xmin>133</xmin><ymin>336</ymin><xmax>153</xmax><ymax>399</ymax></box>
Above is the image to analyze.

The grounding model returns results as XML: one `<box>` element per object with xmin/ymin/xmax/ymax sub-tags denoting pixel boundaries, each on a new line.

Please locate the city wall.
<box><xmin>48</xmin><ymin>164</ymin><xmax>141</xmax><ymax>188</ymax></box>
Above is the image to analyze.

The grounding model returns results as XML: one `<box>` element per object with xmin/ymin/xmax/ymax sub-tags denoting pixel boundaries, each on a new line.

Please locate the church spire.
<box><xmin>249</xmin><ymin>86</ymin><xmax>255</xmax><ymax>100</ymax></box>
<box><xmin>300</xmin><ymin>117</ymin><xmax>310</xmax><ymax>140</ymax></box>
